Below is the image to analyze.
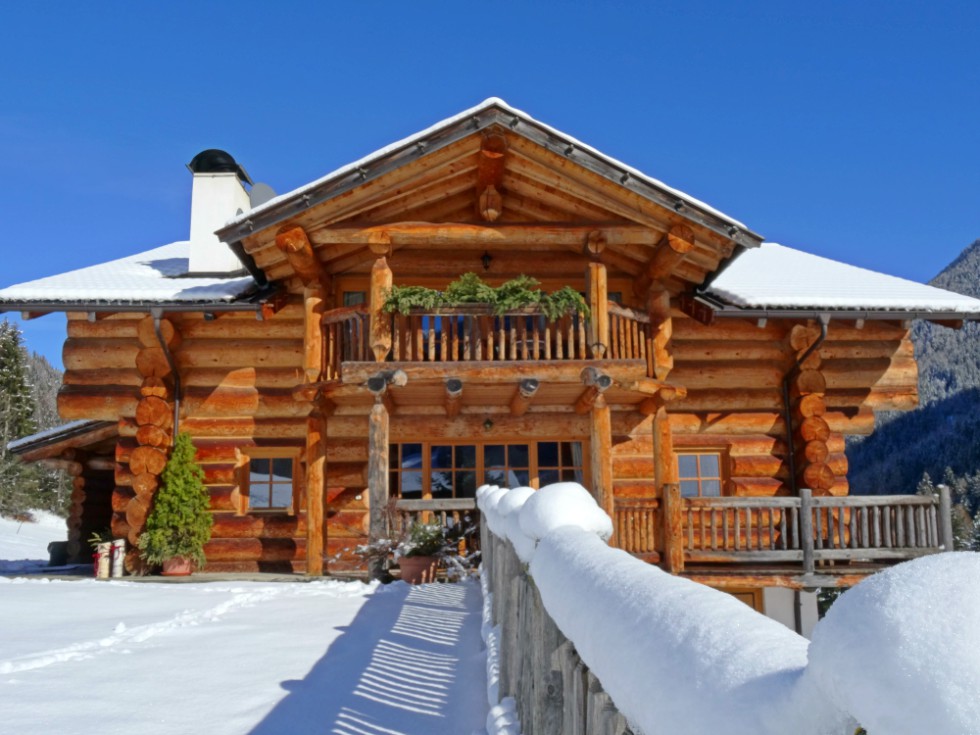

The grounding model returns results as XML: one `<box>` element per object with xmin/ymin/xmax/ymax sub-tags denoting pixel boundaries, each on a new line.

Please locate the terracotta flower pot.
<box><xmin>161</xmin><ymin>557</ymin><xmax>193</xmax><ymax>576</ymax></box>
<box><xmin>398</xmin><ymin>555</ymin><xmax>438</xmax><ymax>584</ymax></box>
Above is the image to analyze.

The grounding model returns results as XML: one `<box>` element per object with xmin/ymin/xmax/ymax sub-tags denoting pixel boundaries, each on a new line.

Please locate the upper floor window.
<box><xmin>677</xmin><ymin>452</ymin><xmax>724</xmax><ymax>497</ymax></box>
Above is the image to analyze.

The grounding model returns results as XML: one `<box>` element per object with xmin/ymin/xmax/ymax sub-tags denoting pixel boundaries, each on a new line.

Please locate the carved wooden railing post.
<box><xmin>586</xmin><ymin>262</ymin><xmax>608</xmax><ymax>358</ymax></box>
<box><xmin>938</xmin><ymin>484</ymin><xmax>954</xmax><ymax>551</ymax></box>
<box><xmin>662</xmin><ymin>482</ymin><xmax>684</xmax><ymax>574</ymax></box>
<box><xmin>800</xmin><ymin>488</ymin><xmax>815</xmax><ymax>576</ymax></box>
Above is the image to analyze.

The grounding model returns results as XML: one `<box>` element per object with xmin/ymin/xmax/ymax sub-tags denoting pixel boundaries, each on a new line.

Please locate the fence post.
<box><xmin>800</xmin><ymin>488</ymin><xmax>815</xmax><ymax>576</ymax></box>
<box><xmin>662</xmin><ymin>483</ymin><xmax>684</xmax><ymax>573</ymax></box>
<box><xmin>938</xmin><ymin>484</ymin><xmax>955</xmax><ymax>551</ymax></box>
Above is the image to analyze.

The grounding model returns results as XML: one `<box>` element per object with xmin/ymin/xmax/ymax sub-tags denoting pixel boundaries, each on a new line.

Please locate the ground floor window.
<box><xmin>239</xmin><ymin>448</ymin><xmax>301</xmax><ymax>514</ymax></box>
<box><xmin>390</xmin><ymin>441</ymin><xmax>585</xmax><ymax>499</ymax></box>
<box><xmin>677</xmin><ymin>451</ymin><xmax>724</xmax><ymax>497</ymax></box>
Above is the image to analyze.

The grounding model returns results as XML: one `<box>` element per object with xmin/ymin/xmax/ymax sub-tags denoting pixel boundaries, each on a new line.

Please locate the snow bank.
<box><xmin>0</xmin><ymin>511</ymin><xmax>66</xmax><ymax>573</ymax></box>
<box><xmin>808</xmin><ymin>553</ymin><xmax>980</xmax><ymax>735</ymax></box>
<box><xmin>532</xmin><ymin>527</ymin><xmax>845</xmax><ymax>735</ymax></box>
<box><xmin>478</xmin><ymin>484</ymin><xmax>849</xmax><ymax>734</ymax></box>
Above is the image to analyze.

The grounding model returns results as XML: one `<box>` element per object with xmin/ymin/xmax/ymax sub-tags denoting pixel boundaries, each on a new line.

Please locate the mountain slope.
<box><xmin>847</xmin><ymin>239</ymin><xmax>980</xmax><ymax>495</ymax></box>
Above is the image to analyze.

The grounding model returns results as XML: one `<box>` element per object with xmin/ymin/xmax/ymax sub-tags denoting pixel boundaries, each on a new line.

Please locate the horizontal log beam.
<box><xmin>341</xmin><ymin>360</ymin><xmax>647</xmax><ymax>386</ymax></box>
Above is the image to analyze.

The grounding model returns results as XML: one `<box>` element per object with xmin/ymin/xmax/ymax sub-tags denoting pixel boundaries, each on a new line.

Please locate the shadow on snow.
<box><xmin>249</xmin><ymin>580</ymin><xmax>486</xmax><ymax>735</ymax></box>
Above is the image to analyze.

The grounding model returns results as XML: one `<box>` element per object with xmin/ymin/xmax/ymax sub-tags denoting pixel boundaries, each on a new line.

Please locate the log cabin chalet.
<box><xmin>4</xmin><ymin>99</ymin><xmax>980</xmax><ymax>625</ymax></box>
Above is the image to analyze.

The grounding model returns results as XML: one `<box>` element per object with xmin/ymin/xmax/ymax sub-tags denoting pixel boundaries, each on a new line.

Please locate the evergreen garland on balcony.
<box><xmin>383</xmin><ymin>273</ymin><xmax>590</xmax><ymax>321</ymax></box>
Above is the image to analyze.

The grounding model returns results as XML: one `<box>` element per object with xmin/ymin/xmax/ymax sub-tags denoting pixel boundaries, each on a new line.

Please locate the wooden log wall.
<box><xmin>62</xmin><ymin>305</ymin><xmax>373</xmax><ymax>573</ymax></box>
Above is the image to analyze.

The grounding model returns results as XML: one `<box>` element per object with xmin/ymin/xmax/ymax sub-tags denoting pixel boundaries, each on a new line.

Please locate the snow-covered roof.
<box><xmin>217</xmin><ymin>97</ymin><xmax>761</xmax><ymax>246</ymax></box>
<box><xmin>705</xmin><ymin>243</ymin><xmax>980</xmax><ymax>315</ymax></box>
<box><xmin>0</xmin><ymin>242</ymin><xmax>258</xmax><ymax>308</ymax></box>
<box><xmin>6</xmin><ymin>420</ymin><xmax>116</xmax><ymax>457</ymax></box>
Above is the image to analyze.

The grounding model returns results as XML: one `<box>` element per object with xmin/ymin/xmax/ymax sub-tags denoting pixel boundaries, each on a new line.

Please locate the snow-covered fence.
<box><xmin>478</xmin><ymin>482</ymin><xmax>980</xmax><ymax>735</ymax></box>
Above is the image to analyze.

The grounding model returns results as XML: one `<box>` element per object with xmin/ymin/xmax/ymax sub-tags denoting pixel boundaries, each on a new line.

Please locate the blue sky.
<box><xmin>2</xmin><ymin>2</ymin><xmax>979</xmax><ymax>368</ymax></box>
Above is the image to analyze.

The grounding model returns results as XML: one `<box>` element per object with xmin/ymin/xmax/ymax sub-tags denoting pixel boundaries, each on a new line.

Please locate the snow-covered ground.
<box><xmin>0</xmin><ymin>514</ymin><xmax>489</xmax><ymax>734</ymax></box>
<box><xmin>0</xmin><ymin>511</ymin><xmax>66</xmax><ymax>573</ymax></box>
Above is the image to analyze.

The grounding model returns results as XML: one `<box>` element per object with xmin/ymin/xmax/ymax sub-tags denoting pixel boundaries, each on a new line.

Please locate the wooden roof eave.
<box><xmin>9</xmin><ymin>421</ymin><xmax>118</xmax><ymax>462</ymax></box>
<box><xmin>216</xmin><ymin>103</ymin><xmax>762</xmax><ymax>256</ymax></box>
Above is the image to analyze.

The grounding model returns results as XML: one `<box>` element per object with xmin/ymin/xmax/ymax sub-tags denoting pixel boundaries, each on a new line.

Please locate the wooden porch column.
<box><xmin>648</xmin><ymin>284</ymin><xmax>673</xmax><ymax>380</ymax></box>
<box><xmin>367</xmin><ymin>400</ymin><xmax>390</xmax><ymax>580</ymax></box>
<box><xmin>306</xmin><ymin>401</ymin><xmax>327</xmax><ymax>576</ymax></box>
<box><xmin>586</xmin><ymin>261</ymin><xmax>609</xmax><ymax>358</ymax></box>
<box><xmin>370</xmin><ymin>257</ymin><xmax>393</xmax><ymax>363</ymax></box>
<box><xmin>303</xmin><ymin>284</ymin><xmax>328</xmax><ymax>576</ymax></box>
<box><xmin>652</xmin><ymin>398</ymin><xmax>682</xmax><ymax>573</ymax></box>
<box><xmin>589</xmin><ymin>395</ymin><xmax>615</xmax><ymax>535</ymax></box>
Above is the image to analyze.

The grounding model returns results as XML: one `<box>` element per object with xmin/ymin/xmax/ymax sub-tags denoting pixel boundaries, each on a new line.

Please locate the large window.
<box><xmin>677</xmin><ymin>452</ymin><xmax>724</xmax><ymax>497</ymax></box>
<box><xmin>239</xmin><ymin>449</ymin><xmax>301</xmax><ymax>513</ymax></box>
<box><xmin>390</xmin><ymin>441</ymin><xmax>585</xmax><ymax>499</ymax></box>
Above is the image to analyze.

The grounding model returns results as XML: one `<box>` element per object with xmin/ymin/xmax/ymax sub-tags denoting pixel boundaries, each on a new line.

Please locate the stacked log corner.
<box><xmin>787</xmin><ymin>324</ymin><xmax>841</xmax><ymax>497</ymax></box>
<box><xmin>112</xmin><ymin>316</ymin><xmax>178</xmax><ymax>572</ymax></box>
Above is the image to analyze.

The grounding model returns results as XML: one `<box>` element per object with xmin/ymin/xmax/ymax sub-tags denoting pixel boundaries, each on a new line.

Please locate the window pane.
<box><xmin>343</xmin><ymin>291</ymin><xmax>366</xmax><ymax>306</ymax></box>
<box><xmin>537</xmin><ymin>442</ymin><xmax>558</xmax><ymax>466</ymax></box>
<box><xmin>271</xmin><ymin>484</ymin><xmax>292</xmax><ymax>507</ymax></box>
<box><xmin>431</xmin><ymin>471</ymin><xmax>453</xmax><ymax>499</ymax></box>
<box><xmin>560</xmin><ymin>442</ymin><xmax>578</xmax><ymax>466</ymax></box>
<box><xmin>401</xmin><ymin>444</ymin><xmax>422</xmax><ymax>470</ymax></box>
<box><xmin>485</xmin><ymin>445</ymin><xmax>505</xmax><ymax>466</ymax></box>
<box><xmin>701</xmin><ymin>479</ymin><xmax>721</xmax><ymax>497</ymax></box>
<box><xmin>485</xmin><ymin>469</ymin><xmax>507</xmax><ymax>486</ymax></box>
<box><xmin>250</xmin><ymin>484</ymin><xmax>272</xmax><ymax>508</ymax></box>
<box><xmin>272</xmin><ymin>458</ymin><xmax>293</xmax><ymax>481</ymax></box>
<box><xmin>511</xmin><ymin>469</ymin><xmax>530</xmax><ymax>487</ymax></box>
<box><xmin>678</xmin><ymin>455</ymin><xmax>698</xmax><ymax>478</ymax></box>
<box><xmin>456</xmin><ymin>445</ymin><xmax>476</xmax><ymax>468</ymax></box>
<box><xmin>508</xmin><ymin>444</ymin><xmax>529</xmax><ymax>467</ymax></box>
<box><xmin>431</xmin><ymin>445</ymin><xmax>452</xmax><ymax>468</ymax></box>
<box><xmin>699</xmin><ymin>454</ymin><xmax>720</xmax><ymax>477</ymax></box>
<box><xmin>680</xmin><ymin>480</ymin><xmax>700</xmax><ymax>497</ymax></box>
<box><xmin>456</xmin><ymin>471</ymin><xmax>477</xmax><ymax>498</ymax></box>
<box><xmin>401</xmin><ymin>471</ymin><xmax>423</xmax><ymax>496</ymax></box>
<box><xmin>561</xmin><ymin>468</ymin><xmax>582</xmax><ymax>483</ymax></box>
<box><xmin>389</xmin><ymin>445</ymin><xmax>398</xmax><ymax>469</ymax></box>
<box><xmin>539</xmin><ymin>469</ymin><xmax>559</xmax><ymax>486</ymax></box>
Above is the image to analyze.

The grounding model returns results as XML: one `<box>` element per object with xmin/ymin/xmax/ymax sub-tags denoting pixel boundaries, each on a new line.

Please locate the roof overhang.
<box><xmin>216</xmin><ymin>98</ymin><xmax>765</xmax><ymax>250</ymax></box>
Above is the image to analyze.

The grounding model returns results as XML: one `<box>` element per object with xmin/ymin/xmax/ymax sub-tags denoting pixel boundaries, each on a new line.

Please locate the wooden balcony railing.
<box><xmin>320</xmin><ymin>301</ymin><xmax>652</xmax><ymax>374</ymax></box>
<box><xmin>393</xmin><ymin>498</ymin><xmax>481</xmax><ymax>556</ymax></box>
<box><xmin>322</xmin><ymin>305</ymin><xmax>370</xmax><ymax>381</ymax></box>
<box><xmin>614</xmin><ymin>486</ymin><xmax>954</xmax><ymax>575</ymax></box>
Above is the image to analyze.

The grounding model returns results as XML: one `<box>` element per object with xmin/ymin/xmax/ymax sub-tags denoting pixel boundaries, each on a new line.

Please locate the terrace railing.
<box><xmin>614</xmin><ymin>486</ymin><xmax>954</xmax><ymax>575</ymax></box>
<box><xmin>321</xmin><ymin>302</ymin><xmax>652</xmax><ymax>374</ymax></box>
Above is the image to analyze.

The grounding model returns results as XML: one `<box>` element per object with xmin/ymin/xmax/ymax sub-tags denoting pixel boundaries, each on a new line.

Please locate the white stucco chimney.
<box><xmin>187</xmin><ymin>149</ymin><xmax>252</xmax><ymax>274</ymax></box>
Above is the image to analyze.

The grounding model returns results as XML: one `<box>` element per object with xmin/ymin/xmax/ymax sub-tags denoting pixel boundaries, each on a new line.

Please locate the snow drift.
<box><xmin>478</xmin><ymin>482</ymin><xmax>978</xmax><ymax>735</ymax></box>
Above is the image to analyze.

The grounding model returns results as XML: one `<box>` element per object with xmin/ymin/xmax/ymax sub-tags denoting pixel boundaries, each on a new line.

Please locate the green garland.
<box><xmin>383</xmin><ymin>273</ymin><xmax>590</xmax><ymax>321</ymax></box>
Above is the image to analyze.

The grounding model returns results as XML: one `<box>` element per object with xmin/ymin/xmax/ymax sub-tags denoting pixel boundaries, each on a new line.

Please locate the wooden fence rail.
<box><xmin>482</xmin><ymin>522</ymin><xmax>634</xmax><ymax>735</ymax></box>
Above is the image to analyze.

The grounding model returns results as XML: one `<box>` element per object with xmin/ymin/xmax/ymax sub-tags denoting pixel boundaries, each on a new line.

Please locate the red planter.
<box><xmin>398</xmin><ymin>556</ymin><xmax>438</xmax><ymax>584</ymax></box>
<box><xmin>161</xmin><ymin>557</ymin><xmax>193</xmax><ymax>576</ymax></box>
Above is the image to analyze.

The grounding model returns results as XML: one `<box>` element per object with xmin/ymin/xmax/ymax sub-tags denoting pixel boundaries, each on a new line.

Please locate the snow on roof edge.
<box><xmin>222</xmin><ymin>97</ymin><xmax>750</xmax><ymax>234</ymax></box>
<box><xmin>7</xmin><ymin>420</ymin><xmax>111</xmax><ymax>453</ymax></box>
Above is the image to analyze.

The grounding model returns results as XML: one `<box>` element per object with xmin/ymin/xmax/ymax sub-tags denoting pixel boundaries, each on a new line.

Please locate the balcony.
<box><xmin>614</xmin><ymin>486</ymin><xmax>954</xmax><ymax>584</ymax></box>
<box><xmin>321</xmin><ymin>301</ymin><xmax>653</xmax><ymax>379</ymax></box>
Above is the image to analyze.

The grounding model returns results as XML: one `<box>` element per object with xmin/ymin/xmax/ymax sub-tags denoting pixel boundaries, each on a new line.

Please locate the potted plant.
<box><xmin>395</xmin><ymin>521</ymin><xmax>447</xmax><ymax>584</ymax></box>
<box><xmin>138</xmin><ymin>432</ymin><xmax>212</xmax><ymax>576</ymax></box>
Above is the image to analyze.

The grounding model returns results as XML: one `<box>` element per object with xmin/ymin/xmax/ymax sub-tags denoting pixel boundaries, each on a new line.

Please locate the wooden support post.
<box><xmin>653</xmin><ymin>400</ymin><xmax>682</xmax><ymax>573</ymax></box>
<box><xmin>303</xmin><ymin>285</ymin><xmax>326</xmax><ymax>383</ymax></box>
<box><xmin>369</xmin><ymin>257</ymin><xmax>393</xmax><ymax>363</ymax></box>
<box><xmin>444</xmin><ymin>378</ymin><xmax>463</xmax><ymax>418</ymax></box>
<box><xmin>368</xmin><ymin>401</ymin><xmax>390</xmax><ymax>580</ymax></box>
<box><xmin>586</xmin><ymin>262</ymin><xmax>608</xmax><ymax>359</ymax></box>
<box><xmin>800</xmin><ymin>488</ymin><xmax>815</xmax><ymax>575</ymax></box>
<box><xmin>648</xmin><ymin>284</ymin><xmax>673</xmax><ymax>380</ymax></box>
<box><xmin>305</xmin><ymin>401</ymin><xmax>327</xmax><ymax>576</ymax></box>
<box><xmin>589</xmin><ymin>397</ymin><xmax>615</xmax><ymax>538</ymax></box>
<box><xmin>509</xmin><ymin>378</ymin><xmax>539</xmax><ymax>417</ymax></box>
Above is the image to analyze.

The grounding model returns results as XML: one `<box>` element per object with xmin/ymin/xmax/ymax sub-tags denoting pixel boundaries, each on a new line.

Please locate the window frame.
<box><xmin>675</xmin><ymin>450</ymin><xmax>728</xmax><ymax>498</ymax></box>
<box><xmin>238</xmin><ymin>447</ymin><xmax>302</xmax><ymax>515</ymax></box>
<box><xmin>389</xmin><ymin>440</ymin><xmax>588</xmax><ymax>499</ymax></box>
